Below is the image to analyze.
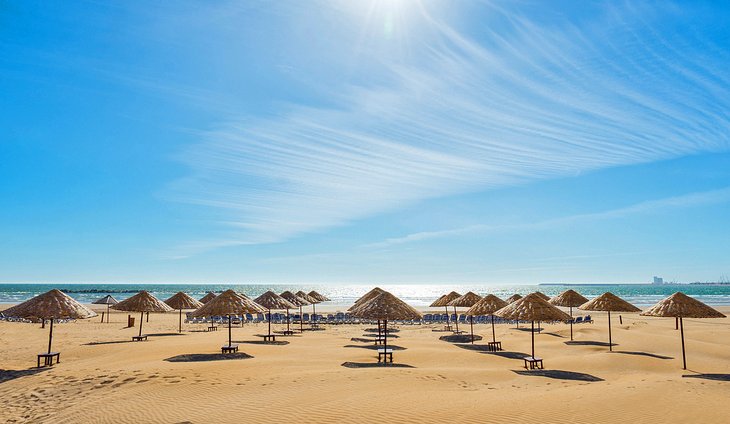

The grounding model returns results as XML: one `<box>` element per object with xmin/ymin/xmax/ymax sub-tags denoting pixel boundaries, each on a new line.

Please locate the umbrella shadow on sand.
<box><xmin>164</xmin><ymin>353</ymin><xmax>253</xmax><ymax>362</ymax></box>
<box><xmin>439</xmin><ymin>334</ymin><xmax>483</xmax><ymax>343</ymax></box>
<box><xmin>341</xmin><ymin>362</ymin><xmax>414</xmax><ymax>369</ymax></box>
<box><xmin>146</xmin><ymin>333</ymin><xmax>186</xmax><ymax>337</ymax></box>
<box><xmin>453</xmin><ymin>344</ymin><xmax>528</xmax><ymax>359</ymax></box>
<box><xmin>236</xmin><ymin>340</ymin><xmax>290</xmax><ymax>346</ymax></box>
<box><xmin>564</xmin><ymin>340</ymin><xmax>616</xmax><ymax>347</ymax></box>
<box><xmin>513</xmin><ymin>369</ymin><xmax>604</xmax><ymax>382</ymax></box>
<box><xmin>364</xmin><ymin>328</ymin><xmax>399</xmax><ymax>333</ymax></box>
<box><xmin>613</xmin><ymin>350</ymin><xmax>673</xmax><ymax>360</ymax></box>
<box><xmin>0</xmin><ymin>368</ymin><xmax>49</xmax><ymax>384</ymax></box>
<box><xmin>363</xmin><ymin>333</ymin><xmax>400</xmax><ymax>338</ymax></box>
<box><xmin>682</xmin><ymin>374</ymin><xmax>730</xmax><ymax>382</ymax></box>
<box><xmin>84</xmin><ymin>340</ymin><xmax>136</xmax><ymax>346</ymax></box>
<box><xmin>344</xmin><ymin>344</ymin><xmax>407</xmax><ymax>351</ymax></box>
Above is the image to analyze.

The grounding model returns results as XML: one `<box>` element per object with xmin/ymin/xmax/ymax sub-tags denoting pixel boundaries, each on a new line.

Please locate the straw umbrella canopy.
<box><xmin>254</xmin><ymin>291</ymin><xmax>297</xmax><ymax>337</ymax></box>
<box><xmin>92</xmin><ymin>295</ymin><xmax>118</xmax><ymax>323</ymax></box>
<box><xmin>507</xmin><ymin>294</ymin><xmax>522</xmax><ymax>303</ymax></box>
<box><xmin>296</xmin><ymin>291</ymin><xmax>321</xmax><ymax>328</ymax></box>
<box><xmin>280</xmin><ymin>291</ymin><xmax>310</xmax><ymax>333</ymax></box>
<box><xmin>579</xmin><ymin>292</ymin><xmax>640</xmax><ymax>351</ymax></box>
<box><xmin>192</xmin><ymin>290</ymin><xmax>266</xmax><ymax>349</ymax></box>
<box><xmin>199</xmin><ymin>292</ymin><xmax>217</xmax><ymax>304</ymax></box>
<box><xmin>348</xmin><ymin>287</ymin><xmax>385</xmax><ymax>311</ymax></box>
<box><xmin>549</xmin><ymin>289</ymin><xmax>589</xmax><ymax>341</ymax></box>
<box><xmin>165</xmin><ymin>292</ymin><xmax>203</xmax><ymax>333</ymax></box>
<box><xmin>308</xmin><ymin>291</ymin><xmax>330</xmax><ymax>302</ymax></box>
<box><xmin>2</xmin><ymin>289</ymin><xmax>97</xmax><ymax>360</ymax></box>
<box><xmin>448</xmin><ymin>292</ymin><xmax>483</xmax><ymax>343</ymax></box>
<box><xmin>494</xmin><ymin>293</ymin><xmax>571</xmax><ymax>362</ymax></box>
<box><xmin>641</xmin><ymin>292</ymin><xmax>726</xmax><ymax>369</ymax></box>
<box><xmin>533</xmin><ymin>291</ymin><xmax>550</xmax><ymax>301</ymax></box>
<box><xmin>350</xmin><ymin>291</ymin><xmax>422</xmax><ymax>362</ymax></box>
<box><xmin>466</xmin><ymin>294</ymin><xmax>508</xmax><ymax>344</ymax></box>
<box><xmin>112</xmin><ymin>291</ymin><xmax>173</xmax><ymax>340</ymax></box>
<box><xmin>506</xmin><ymin>294</ymin><xmax>524</xmax><ymax>327</ymax></box>
<box><xmin>430</xmin><ymin>291</ymin><xmax>461</xmax><ymax>331</ymax></box>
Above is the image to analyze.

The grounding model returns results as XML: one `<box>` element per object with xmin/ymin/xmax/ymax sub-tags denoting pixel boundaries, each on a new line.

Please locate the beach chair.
<box><xmin>574</xmin><ymin>316</ymin><xmax>583</xmax><ymax>324</ymax></box>
<box><xmin>584</xmin><ymin>315</ymin><xmax>593</xmax><ymax>323</ymax></box>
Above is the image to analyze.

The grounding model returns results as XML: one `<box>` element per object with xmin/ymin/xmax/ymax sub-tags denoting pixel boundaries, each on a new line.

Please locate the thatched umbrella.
<box><xmin>307</xmin><ymin>290</ymin><xmax>330</xmax><ymax>325</ymax></box>
<box><xmin>192</xmin><ymin>290</ymin><xmax>266</xmax><ymax>349</ymax></box>
<box><xmin>507</xmin><ymin>294</ymin><xmax>523</xmax><ymax>303</ymax></box>
<box><xmin>579</xmin><ymin>292</ymin><xmax>640</xmax><ymax>351</ymax></box>
<box><xmin>641</xmin><ymin>292</ymin><xmax>725</xmax><ymax>369</ymax></box>
<box><xmin>448</xmin><ymin>292</ymin><xmax>483</xmax><ymax>343</ymax></box>
<box><xmin>494</xmin><ymin>293</ymin><xmax>571</xmax><ymax>363</ymax></box>
<box><xmin>430</xmin><ymin>291</ymin><xmax>461</xmax><ymax>331</ymax></box>
<box><xmin>165</xmin><ymin>292</ymin><xmax>203</xmax><ymax>333</ymax></box>
<box><xmin>466</xmin><ymin>294</ymin><xmax>507</xmax><ymax>344</ymax></box>
<box><xmin>348</xmin><ymin>287</ymin><xmax>385</xmax><ymax>311</ymax></box>
<box><xmin>254</xmin><ymin>291</ymin><xmax>297</xmax><ymax>337</ymax></box>
<box><xmin>549</xmin><ymin>289</ymin><xmax>589</xmax><ymax>341</ymax></box>
<box><xmin>199</xmin><ymin>292</ymin><xmax>217</xmax><ymax>304</ymax></box>
<box><xmin>308</xmin><ymin>291</ymin><xmax>330</xmax><ymax>302</ymax></box>
<box><xmin>280</xmin><ymin>291</ymin><xmax>309</xmax><ymax>333</ymax></box>
<box><xmin>533</xmin><ymin>291</ymin><xmax>550</xmax><ymax>301</ymax></box>
<box><xmin>349</xmin><ymin>287</ymin><xmax>387</xmax><ymax>333</ymax></box>
<box><xmin>296</xmin><ymin>291</ymin><xmax>321</xmax><ymax>328</ymax></box>
<box><xmin>2</xmin><ymin>289</ymin><xmax>97</xmax><ymax>363</ymax></box>
<box><xmin>112</xmin><ymin>291</ymin><xmax>173</xmax><ymax>340</ymax></box>
<box><xmin>350</xmin><ymin>291</ymin><xmax>422</xmax><ymax>363</ymax></box>
<box><xmin>92</xmin><ymin>295</ymin><xmax>118</xmax><ymax>323</ymax></box>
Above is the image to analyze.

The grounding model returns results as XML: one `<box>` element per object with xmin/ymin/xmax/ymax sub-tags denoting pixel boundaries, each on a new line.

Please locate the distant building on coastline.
<box><xmin>652</xmin><ymin>276</ymin><xmax>664</xmax><ymax>285</ymax></box>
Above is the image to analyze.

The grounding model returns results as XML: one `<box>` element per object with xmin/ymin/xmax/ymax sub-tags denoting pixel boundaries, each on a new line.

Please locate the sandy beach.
<box><xmin>1</xmin><ymin>305</ymin><xmax>729</xmax><ymax>423</ymax></box>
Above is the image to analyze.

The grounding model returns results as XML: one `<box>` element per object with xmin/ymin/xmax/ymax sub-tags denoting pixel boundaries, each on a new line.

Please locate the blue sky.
<box><xmin>1</xmin><ymin>0</ymin><xmax>729</xmax><ymax>284</ymax></box>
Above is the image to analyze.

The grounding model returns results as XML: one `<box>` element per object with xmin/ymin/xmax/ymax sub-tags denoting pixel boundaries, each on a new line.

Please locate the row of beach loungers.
<box><xmin>181</xmin><ymin>312</ymin><xmax>594</xmax><ymax>326</ymax></box>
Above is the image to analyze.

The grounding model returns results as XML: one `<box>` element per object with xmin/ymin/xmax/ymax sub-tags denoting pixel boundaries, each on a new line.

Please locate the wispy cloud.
<box><xmin>366</xmin><ymin>185</ymin><xmax>730</xmax><ymax>248</ymax></box>
<box><xmin>169</xmin><ymin>2</ymin><xmax>730</xmax><ymax>252</ymax></box>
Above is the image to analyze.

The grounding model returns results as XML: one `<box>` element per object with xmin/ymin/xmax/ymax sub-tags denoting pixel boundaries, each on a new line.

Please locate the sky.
<box><xmin>1</xmin><ymin>0</ymin><xmax>729</xmax><ymax>284</ymax></box>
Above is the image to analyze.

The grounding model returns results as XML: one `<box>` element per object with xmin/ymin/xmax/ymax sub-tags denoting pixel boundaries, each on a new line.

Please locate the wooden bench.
<box><xmin>374</xmin><ymin>336</ymin><xmax>386</xmax><ymax>345</ymax></box>
<box><xmin>258</xmin><ymin>334</ymin><xmax>276</xmax><ymax>342</ymax></box>
<box><xmin>132</xmin><ymin>335</ymin><xmax>148</xmax><ymax>342</ymax></box>
<box><xmin>221</xmin><ymin>344</ymin><xmax>239</xmax><ymax>354</ymax></box>
<box><xmin>208</xmin><ymin>325</ymin><xmax>218</xmax><ymax>332</ymax></box>
<box><xmin>524</xmin><ymin>356</ymin><xmax>543</xmax><ymax>370</ymax></box>
<box><xmin>37</xmin><ymin>352</ymin><xmax>60</xmax><ymax>367</ymax></box>
<box><xmin>281</xmin><ymin>330</ymin><xmax>294</xmax><ymax>336</ymax></box>
<box><xmin>377</xmin><ymin>348</ymin><xmax>393</xmax><ymax>363</ymax></box>
<box><xmin>487</xmin><ymin>341</ymin><xmax>503</xmax><ymax>352</ymax></box>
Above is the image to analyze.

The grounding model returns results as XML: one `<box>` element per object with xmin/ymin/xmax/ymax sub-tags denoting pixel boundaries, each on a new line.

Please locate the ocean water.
<box><xmin>1</xmin><ymin>283</ymin><xmax>730</xmax><ymax>308</ymax></box>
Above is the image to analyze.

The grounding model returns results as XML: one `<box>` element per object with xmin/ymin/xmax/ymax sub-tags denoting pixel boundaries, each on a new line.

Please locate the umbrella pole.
<box><xmin>228</xmin><ymin>315</ymin><xmax>232</xmax><ymax>347</ymax></box>
<box><xmin>139</xmin><ymin>311</ymin><xmax>144</xmax><ymax>337</ymax></box>
<box><xmin>48</xmin><ymin>318</ymin><xmax>54</xmax><ymax>354</ymax></box>
<box><xmin>570</xmin><ymin>306</ymin><xmax>573</xmax><ymax>341</ymax></box>
<box><xmin>312</xmin><ymin>303</ymin><xmax>316</xmax><ymax>328</ymax></box>
<box><xmin>454</xmin><ymin>306</ymin><xmax>459</xmax><ymax>333</ymax></box>
<box><xmin>179</xmin><ymin>309</ymin><xmax>183</xmax><ymax>333</ymax></box>
<box><xmin>531</xmin><ymin>320</ymin><xmax>535</xmax><ymax>359</ymax></box>
<box><xmin>268</xmin><ymin>309</ymin><xmax>272</xmax><ymax>336</ymax></box>
<box><xmin>608</xmin><ymin>310</ymin><xmax>612</xmax><ymax>351</ymax></box>
<box><xmin>300</xmin><ymin>306</ymin><xmax>303</xmax><ymax>332</ymax></box>
<box><xmin>107</xmin><ymin>304</ymin><xmax>111</xmax><ymax>323</ymax></box>
<box><xmin>675</xmin><ymin>317</ymin><xmax>679</xmax><ymax>330</ymax></box>
<box><xmin>491</xmin><ymin>315</ymin><xmax>496</xmax><ymax>343</ymax></box>
<box><xmin>469</xmin><ymin>315</ymin><xmax>474</xmax><ymax>344</ymax></box>
<box><xmin>444</xmin><ymin>306</ymin><xmax>449</xmax><ymax>330</ymax></box>
<box><xmin>383</xmin><ymin>319</ymin><xmax>388</xmax><ymax>364</ymax></box>
<box><xmin>680</xmin><ymin>316</ymin><xmax>687</xmax><ymax>370</ymax></box>
<box><xmin>286</xmin><ymin>309</ymin><xmax>290</xmax><ymax>333</ymax></box>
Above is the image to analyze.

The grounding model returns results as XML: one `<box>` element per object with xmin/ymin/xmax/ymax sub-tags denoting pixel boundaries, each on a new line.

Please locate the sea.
<box><xmin>1</xmin><ymin>283</ymin><xmax>730</xmax><ymax>308</ymax></box>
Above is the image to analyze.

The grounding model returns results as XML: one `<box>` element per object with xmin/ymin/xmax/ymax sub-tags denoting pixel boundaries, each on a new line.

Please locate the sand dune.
<box><xmin>1</xmin><ymin>307</ymin><xmax>729</xmax><ymax>423</ymax></box>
